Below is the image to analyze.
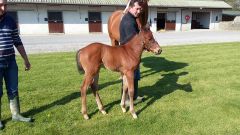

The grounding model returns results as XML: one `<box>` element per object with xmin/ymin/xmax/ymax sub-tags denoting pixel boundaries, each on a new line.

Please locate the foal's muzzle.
<box><xmin>153</xmin><ymin>46</ymin><xmax>162</xmax><ymax>55</ymax></box>
<box><xmin>156</xmin><ymin>49</ymin><xmax>162</xmax><ymax>55</ymax></box>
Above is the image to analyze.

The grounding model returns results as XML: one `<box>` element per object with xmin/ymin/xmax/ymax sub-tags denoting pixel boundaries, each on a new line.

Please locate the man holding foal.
<box><xmin>119</xmin><ymin>0</ymin><xmax>144</xmax><ymax>103</ymax></box>
<box><xmin>0</xmin><ymin>0</ymin><xmax>32</xmax><ymax>129</ymax></box>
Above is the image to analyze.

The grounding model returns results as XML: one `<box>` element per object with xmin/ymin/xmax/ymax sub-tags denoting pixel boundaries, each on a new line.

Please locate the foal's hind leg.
<box><xmin>91</xmin><ymin>73</ymin><xmax>107</xmax><ymax>115</ymax></box>
<box><xmin>120</xmin><ymin>75</ymin><xmax>128</xmax><ymax>113</ymax></box>
<box><xmin>80</xmin><ymin>75</ymin><xmax>93</xmax><ymax>120</ymax></box>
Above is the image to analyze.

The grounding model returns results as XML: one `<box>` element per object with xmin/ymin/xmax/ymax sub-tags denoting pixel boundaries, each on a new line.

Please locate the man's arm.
<box><xmin>16</xmin><ymin>45</ymin><xmax>31</xmax><ymax>71</ymax></box>
<box><xmin>11</xmin><ymin>17</ymin><xmax>31</xmax><ymax>71</ymax></box>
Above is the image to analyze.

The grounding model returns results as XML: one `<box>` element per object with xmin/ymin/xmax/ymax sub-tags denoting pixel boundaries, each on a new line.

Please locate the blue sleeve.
<box><xmin>9</xmin><ymin>16</ymin><xmax>23</xmax><ymax>47</ymax></box>
<box><xmin>12</xmin><ymin>28</ymin><xmax>23</xmax><ymax>47</ymax></box>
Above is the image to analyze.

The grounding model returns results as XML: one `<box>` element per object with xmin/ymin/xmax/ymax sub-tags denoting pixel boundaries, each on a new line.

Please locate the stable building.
<box><xmin>6</xmin><ymin>0</ymin><xmax>231</xmax><ymax>35</ymax></box>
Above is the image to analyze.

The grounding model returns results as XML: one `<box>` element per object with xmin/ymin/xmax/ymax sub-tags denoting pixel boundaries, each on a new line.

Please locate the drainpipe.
<box><xmin>180</xmin><ymin>9</ymin><xmax>182</xmax><ymax>31</ymax></box>
<box><xmin>36</xmin><ymin>4</ymin><xmax>39</xmax><ymax>23</ymax></box>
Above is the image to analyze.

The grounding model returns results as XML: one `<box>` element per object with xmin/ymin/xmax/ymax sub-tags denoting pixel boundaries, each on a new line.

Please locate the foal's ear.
<box><xmin>140</xmin><ymin>23</ymin><xmax>151</xmax><ymax>32</ymax></box>
<box><xmin>144</xmin><ymin>23</ymin><xmax>151</xmax><ymax>30</ymax></box>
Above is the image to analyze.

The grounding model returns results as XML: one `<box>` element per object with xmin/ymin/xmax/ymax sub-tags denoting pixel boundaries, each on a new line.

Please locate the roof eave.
<box><xmin>7</xmin><ymin>2</ymin><xmax>232</xmax><ymax>9</ymax></box>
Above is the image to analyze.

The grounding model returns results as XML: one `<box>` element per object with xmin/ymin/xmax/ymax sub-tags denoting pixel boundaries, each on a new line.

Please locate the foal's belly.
<box><xmin>103</xmin><ymin>63</ymin><xmax>119</xmax><ymax>72</ymax></box>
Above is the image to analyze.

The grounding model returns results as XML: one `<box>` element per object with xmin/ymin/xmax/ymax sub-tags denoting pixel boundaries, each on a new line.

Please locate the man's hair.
<box><xmin>129</xmin><ymin>0</ymin><xmax>144</xmax><ymax>7</ymax></box>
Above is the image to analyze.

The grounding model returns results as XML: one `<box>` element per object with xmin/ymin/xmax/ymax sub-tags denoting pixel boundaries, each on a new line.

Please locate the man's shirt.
<box><xmin>119</xmin><ymin>12</ymin><xmax>140</xmax><ymax>45</ymax></box>
<box><xmin>0</xmin><ymin>13</ymin><xmax>23</xmax><ymax>60</ymax></box>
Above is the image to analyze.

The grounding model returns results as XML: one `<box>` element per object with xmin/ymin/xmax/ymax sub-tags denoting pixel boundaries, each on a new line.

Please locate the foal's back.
<box><xmin>80</xmin><ymin>42</ymin><xmax>125</xmax><ymax>58</ymax></box>
<box><xmin>79</xmin><ymin>43</ymin><xmax>127</xmax><ymax>71</ymax></box>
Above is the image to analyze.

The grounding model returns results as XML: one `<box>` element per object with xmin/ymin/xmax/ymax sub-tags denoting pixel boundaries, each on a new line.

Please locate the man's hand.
<box><xmin>24</xmin><ymin>60</ymin><xmax>31</xmax><ymax>71</ymax></box>
<box><xmin>16</xmin><ymin>45</ymin><xmax>31</xmax><ymax>71</ymax></box>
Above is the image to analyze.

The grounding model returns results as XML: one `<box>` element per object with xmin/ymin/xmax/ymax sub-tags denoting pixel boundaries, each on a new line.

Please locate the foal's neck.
<box><xmin>125</xmin><ymin>34</ymin><xmax>144</xmax><ymax>59</ymax></box>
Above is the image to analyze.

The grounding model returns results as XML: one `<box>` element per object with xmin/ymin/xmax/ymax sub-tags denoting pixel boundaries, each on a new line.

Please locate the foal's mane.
<box><xmin>122</xmin><ymin>25</ymin><xmax>150</xmax><ymax>47</ymax></box>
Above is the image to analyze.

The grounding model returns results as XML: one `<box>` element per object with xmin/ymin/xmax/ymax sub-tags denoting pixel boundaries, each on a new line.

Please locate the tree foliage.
<box><xmin>224</xmin><ymin>0</ymin><xmax>240</xmax><ymax>9</ymax></box>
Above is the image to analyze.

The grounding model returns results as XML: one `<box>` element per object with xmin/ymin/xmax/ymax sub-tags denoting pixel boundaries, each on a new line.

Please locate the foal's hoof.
<box><xmin>101</xmin><ymin>110</ymin><xmax>107</xmax><ymax>115</ymax></box>
<box><xmin>122</xmin><ymin>108</ymin><xmax>127</xmax><ymax>113</ymax></box>
<box><xmin>120</xmin><ymin>105</ymin><xmax>127</xmax><ymax>113</ymax></box>
<box><xmin>83</xmin><ymin>114</ymin><xmax>89</xmax><ymax>120</ymax></box>
<box><xmin>131</xmin><ymin>113</ymin><xmax>138</xmax><ymax>119</ymax></box>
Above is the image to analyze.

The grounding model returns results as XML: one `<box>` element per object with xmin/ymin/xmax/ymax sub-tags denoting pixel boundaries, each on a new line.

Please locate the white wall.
<box><xmin>102</xmin><ymin>12</ymin><xmax>113</xmax><ymax>33</ymax></box>
<box><xmin>8</xmin><ymin>4</ymin><xmax>224</xmax><ymax>34</ymax></box>
<box><xmin>79</xmin><ymin>6</ymin><xmax>90</xmax><ymax>34</ymax></box>
<box><xmin>175</xmin><ymin>9</ymin><xmax>182</xmax><ymax>31</ymax></box>
<box><xmin>181</xmin><ymin>10</ymin><xmax>192</xmax><ymax>31</ymax></box>
<box><xmin>18</xmin><ymin>10</ymin><xmax>47</xmax><ymax>34</ymax></box>
<box><xmin>9</xmin><ymin>4</ymin><xmax>49</xmax><ymax>34</ymax></box>
<box><xmin>101</xmin><ymin>6</ymin><xmax>117</xmax><ymax>33</ymax></box>
<box><xmin>149</xmin><ymin>7</ymin><xmax>157</xmax><ymax>32</ymax></box>
<box><xmin>9</xmin><ymin>4</ymin><xmax>91</xmax><ymax>34</ymax></box>
<box><xmin>210</xmin><ymin>10</ymin><xmax>222</xmax><ymax>30</ymax></box>
<box><xmin>63</xmin><ymin>11</ymin><xmax>82</xmax><ymax>34</ymax></box>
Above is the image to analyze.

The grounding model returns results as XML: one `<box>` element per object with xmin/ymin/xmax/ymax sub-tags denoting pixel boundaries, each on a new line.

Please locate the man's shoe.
<box><xmin>135</xmin><ymin>96</ymin><xmax>145</xmax><ymax>102</ymax></box>
<box><xmin>134</xmin><ymin>96</ymin><xmax>145</xmax><ymax>104</ymax></box>
<box><xmin>10</xmin><ymin>96</ymin><xmax>33</xmax><ymax>122</ymax></box>
<box><xmin>0</xmin><ymin>121</ymin><xmax>3</xmax><ymax>130</ymax></box>
<box><xmin>125</xmin><ymin>96</ymin><xmax>145</xmax><ymax>106</ymax></box>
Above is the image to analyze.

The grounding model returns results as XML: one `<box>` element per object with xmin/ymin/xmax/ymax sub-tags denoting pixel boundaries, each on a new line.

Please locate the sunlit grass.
<box><xmin>1</xmin><ymin>42</ymin><xmax>240</xmax><ymax>134</ymax></box>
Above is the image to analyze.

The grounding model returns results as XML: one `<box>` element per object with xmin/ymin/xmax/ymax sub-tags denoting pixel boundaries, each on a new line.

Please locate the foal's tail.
<box><xmin>76</xmin><ymin>50</ymin><xmax>84</xmax><ymax>73</ymax></box>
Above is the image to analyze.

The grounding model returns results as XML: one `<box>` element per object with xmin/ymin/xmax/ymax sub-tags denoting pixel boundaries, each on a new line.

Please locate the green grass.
<box><xmin>1</xmin><ymin>42</ymin><xmax>240</xmax><ymax>135</ymax></box>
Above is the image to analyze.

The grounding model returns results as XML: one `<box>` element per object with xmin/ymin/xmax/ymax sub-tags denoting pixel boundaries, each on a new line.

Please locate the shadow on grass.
<box><xmin>137</xmin><ymin>72</ymin><xmax>192</xmax><ymax>115</ymax></box>
<box><xmin>141</xmin><ymin>57</ymin><xmax>188</xmax><ymax>78</ymax></box>
<box><xmin>101</xmin><ymin>56</ymin><xmax>192</xmax><ymax>116</ymax></box>
<box><xmin>3</xmin><ymin>92</ymin><xmax>80</xmax><ymax>123</ymax></box>
<box><xmin>136</xmin><ymin>56</ymin><xmax>192</xmax><ymax>114</ymax></box>
<box><xmin>3</xmin><ymin>80</ymin><xmax>121</xmax><ymax>121</ymax></box>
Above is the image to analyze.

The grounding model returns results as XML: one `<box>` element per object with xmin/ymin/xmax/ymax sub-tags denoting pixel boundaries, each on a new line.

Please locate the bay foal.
<box><xmin>76</xmin><ymin>25</ymin><xmax>162</xmax><ymax>120</ymax></box>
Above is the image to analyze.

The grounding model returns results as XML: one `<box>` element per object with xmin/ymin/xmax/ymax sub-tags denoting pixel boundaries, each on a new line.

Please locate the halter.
<box><xmin>139</xmin><ymin>29</ymin><xmax>155</xmax><ymax>52</ymax></box>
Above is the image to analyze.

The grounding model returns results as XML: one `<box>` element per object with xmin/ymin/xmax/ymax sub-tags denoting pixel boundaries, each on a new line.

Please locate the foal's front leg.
<box><xmin>126</xmin><ymin>72</ymin><xmax>138</xmax><ymax>119</ymax></box>
<box><xmin>91</xmin><ymin>73</ymin><xmax>107</xmax><ymax>115</ymax></box>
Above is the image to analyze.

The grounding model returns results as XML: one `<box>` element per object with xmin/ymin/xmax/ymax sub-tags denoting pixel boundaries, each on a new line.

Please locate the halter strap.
<box><xmin>123</xmin><ymin>0</ymin><xmax>131</xmax><ymax>14</ymax></box>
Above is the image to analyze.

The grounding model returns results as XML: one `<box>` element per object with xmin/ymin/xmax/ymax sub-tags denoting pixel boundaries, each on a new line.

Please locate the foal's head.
<box><xmin>139</xmin><ymin>24</ymin><xmax>162</xmax><ymax>55</ymax></box>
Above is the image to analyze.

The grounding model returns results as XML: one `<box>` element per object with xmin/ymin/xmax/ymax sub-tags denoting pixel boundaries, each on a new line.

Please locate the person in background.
<box><xmin>0</xmin><ymin>0</ymin><xmax>32</xmax><ymax>129</ymax></box>
<box><xmin>119</xmin><ymin>0</ymin><xmax>145</xmax><ymax>105</ymax></box>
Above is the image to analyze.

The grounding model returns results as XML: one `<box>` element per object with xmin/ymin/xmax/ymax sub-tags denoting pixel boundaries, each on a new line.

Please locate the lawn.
<box><xmin>0</xmin><ymin>42</ymin><xmax>240</xmax><ymax>135</ymax></box>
